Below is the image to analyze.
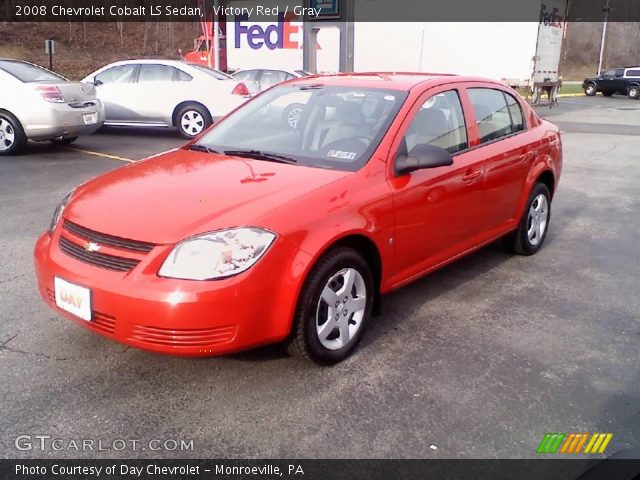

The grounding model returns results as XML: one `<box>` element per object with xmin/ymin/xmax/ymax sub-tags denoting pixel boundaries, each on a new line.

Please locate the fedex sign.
<box><xmin>235</xmin><ymin>13</ymin><xmax>301</xmax><ymax>50</ymax></box>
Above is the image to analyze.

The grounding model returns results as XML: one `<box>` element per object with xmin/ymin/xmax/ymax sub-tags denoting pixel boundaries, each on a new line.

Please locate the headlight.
<box><xmin>50</xmin><ymin>191</ymin><xmax>73</xmax><ymax>233</ymax></box>
<box><xmin>158</xmin><ymin>227</ymin><xmax>276</xmax><ymax>280</ymax></box>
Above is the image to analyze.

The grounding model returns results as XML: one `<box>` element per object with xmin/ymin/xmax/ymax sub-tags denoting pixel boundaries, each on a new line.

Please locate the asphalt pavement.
<box><xmin>0</xmin><ymin>95</ymin><xmax>638</xmax><ymax>459</ymax></box>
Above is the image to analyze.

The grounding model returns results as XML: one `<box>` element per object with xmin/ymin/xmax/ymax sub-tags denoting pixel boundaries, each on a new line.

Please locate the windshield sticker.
<box><xmin>327</xmin><ymin>150</ymin><xmax>356</xmax><ymax>160</ymax></box>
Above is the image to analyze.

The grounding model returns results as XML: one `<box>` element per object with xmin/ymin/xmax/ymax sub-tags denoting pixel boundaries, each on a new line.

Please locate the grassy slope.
<box><xmin>0</xmin><ymin>22</ymin><xmax>200</xmax><ymax>79</ymax></box>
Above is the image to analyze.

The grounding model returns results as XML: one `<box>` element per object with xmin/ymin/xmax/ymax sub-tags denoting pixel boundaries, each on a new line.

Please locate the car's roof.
<box><xmin>233</xmin><ymin>67</ymin><xmax>303</xmax><ymax>76</ymax></box>
<box><xmin>288</xmin><ymin>72</ymin><xmax>504</xmax><ymax>91</ymax></box>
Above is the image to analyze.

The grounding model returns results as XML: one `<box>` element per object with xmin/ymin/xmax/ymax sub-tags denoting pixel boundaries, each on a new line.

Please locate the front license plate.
<box><xmin>83</xmin><ymin>112</ymin><xmax>97</xmax><ymax>125</ymax></box>
<box><xmin>54</xmin><ymin>276</ymin><xmax>92</xmax><ymax>321</ymax></box>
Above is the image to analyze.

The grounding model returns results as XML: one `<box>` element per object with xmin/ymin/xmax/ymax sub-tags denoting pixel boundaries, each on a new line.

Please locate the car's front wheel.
<box><xmin>584</xmin><ymin>83</ymin><xmax>597</xmax><ymax>96</ymax></box>
<box><xmin>503</xmin><ymin>183</ymin><xmax>551</xmax><ymax>256</ymax></box>
<box><xmin>0</xmin><ymin>111</ymin><xmax>26</xmax><ymax>156</ymax></box>
<box><xmin>176</xmin><ymin>104</ymin><xmax>212</xmax><ymax>139</ymax></box>
<box><xmin>287</xmin><ymin>247</ymin><xmax>374</xmax><ymax>365</ymax></box>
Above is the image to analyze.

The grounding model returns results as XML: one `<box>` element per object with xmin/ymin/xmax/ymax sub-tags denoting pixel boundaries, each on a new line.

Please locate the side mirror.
<box><xmin>394</xmin><ymin>144</ymin><xmax>453</xmax><ymax>176</ymax></box>
<box><xmin>93</xmin><ymin>79</ymin><xmax>103</xmax><ymax>86</ymax></box>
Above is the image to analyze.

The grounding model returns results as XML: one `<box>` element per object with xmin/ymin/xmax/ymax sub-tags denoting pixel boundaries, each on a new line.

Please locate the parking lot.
<box><xmin>0</xmin><ymin>95</ymin><xmax>638</xmax><ymax>459</ymax></box>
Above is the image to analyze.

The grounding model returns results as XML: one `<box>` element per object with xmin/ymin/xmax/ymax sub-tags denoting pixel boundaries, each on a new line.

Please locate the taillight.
<box><xmin>37</xmin><ymin>86</ymin><xmax>65</xmax><ymax>103</ymax></box>
<box><xmin>231</xmin><ymin>83</ymin><xmax>250</xmax><ymax>96</ymax></box>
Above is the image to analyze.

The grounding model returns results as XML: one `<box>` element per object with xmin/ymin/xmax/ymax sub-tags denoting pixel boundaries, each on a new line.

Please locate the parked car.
<box><xmin>0</xmin><ymin>59</ymin><xmax>104</xmax><ymax>155</ymax></box>
<box><xmin>582</xmin><ymin>67</ymin><xmax>640</xmax><ymax>99</ymax></box>
<box><xmin>231</xmin><ymin>68</ymin><xmax>312</xmax><ymax>128</ymax></box>
<box><xmin>231</xmin><ymin>68</ymin><xmax>311</xmax><ymax>92</ymax></box>
<box><xmin>82</xmin><ymin>60</ymin><xmax>251</xmax><ymax>138</ymax></box>
<box><xmin>35</xmin><ymin>73</ymin><xmax>562</xmax><ymax>365</ymax></box>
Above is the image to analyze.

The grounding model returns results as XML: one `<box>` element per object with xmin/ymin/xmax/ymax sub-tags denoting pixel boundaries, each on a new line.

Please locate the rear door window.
<box><xmin>504</xmin><ymin>92</ymin><xmax>525</xmax><ymax>132</ymax></box>
<box><xmin>468</xmin><ymin>88</ymin><xmax>516</xmax><ymax>144</ymax></box>
<box><xmin>233</xmin><ymin>70</ymin><xmax>258</xmax><ymax>82</ymax></box>
<box><xmin>137</xmin><ymin>65</ymin><xmax>175</xmax><ymax>83</ymax></box>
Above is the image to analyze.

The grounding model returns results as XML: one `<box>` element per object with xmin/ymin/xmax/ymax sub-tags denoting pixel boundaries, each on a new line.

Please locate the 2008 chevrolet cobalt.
<box><xmin>34</xmin><ymin>73</ymin><xmax>562</xmax><ymax>365</ymax></box>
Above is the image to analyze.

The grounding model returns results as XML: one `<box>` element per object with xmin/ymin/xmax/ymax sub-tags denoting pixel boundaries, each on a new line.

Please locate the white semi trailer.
<box><xmin>223</xmin><ymin>0</ymin><xmax>566</xmax><ymax>86</ymax></box>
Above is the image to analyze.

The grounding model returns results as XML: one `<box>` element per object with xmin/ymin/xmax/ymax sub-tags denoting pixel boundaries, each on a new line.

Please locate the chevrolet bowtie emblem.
<box><xmin>84</xmin><ymin>242</ymin><xmax>101</xmax><ymax>252</ymax></box>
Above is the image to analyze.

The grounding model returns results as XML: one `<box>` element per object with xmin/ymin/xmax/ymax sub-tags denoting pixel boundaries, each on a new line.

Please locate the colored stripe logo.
<box><xmin>537</xmin><ymin>433</ymin><xmax>612</xmax><ymax>454</ymax></box>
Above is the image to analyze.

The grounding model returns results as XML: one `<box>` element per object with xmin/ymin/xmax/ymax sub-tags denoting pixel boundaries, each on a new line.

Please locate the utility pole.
<box><xmin>597</xmin><ymin>0</ymin><xmax>611</xmax><ymax>74</ymax></box>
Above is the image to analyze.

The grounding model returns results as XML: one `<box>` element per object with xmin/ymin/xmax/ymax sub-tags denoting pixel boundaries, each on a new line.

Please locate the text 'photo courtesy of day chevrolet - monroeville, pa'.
<box><xmin>0</xmin><ymin>0</ymin><xmax>639</xmax><ymax>479</ymax></box>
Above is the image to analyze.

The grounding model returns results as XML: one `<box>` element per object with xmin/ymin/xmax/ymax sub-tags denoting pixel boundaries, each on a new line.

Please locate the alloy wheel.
<box><xmin>287</xmin><ymin>107</ymin><xmax>302</xmax><ymax>129</ymax></box>
<box><xmin>315</xmin><ymin>268</ymin><xmax>367</xmax><ymax>350</ymax></box>
<box><xmin>0</xmin><ymin>118</ymin><xmax>16</xmax><ymax>151</ymax></box>
<box><xmin>527</xmin><ymin>193</ymin><xmax>549</xmax><ymax>246</ymax></box>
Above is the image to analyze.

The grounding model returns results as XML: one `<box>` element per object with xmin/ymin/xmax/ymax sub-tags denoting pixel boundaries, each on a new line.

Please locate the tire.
<box><xmin>0</xmin><ymin>111</ymin><xmax>26</xmax><ymax>156</ymax></box>
<box><xmin>584</xmin><ymin>83</ymin><xmax>597</xmax><ymax>96</ymax></box>
<box><xmin>50</xmin><ymin>136</ymin><xmax>78</xmax><ymax>145</ymax></box>
<box><xmin>281</xmin><ymin>103</ymin><xmax>304</xmax><ymax>129</ymax></box>
<box><xmin>602</xmin><ymin>91</ymin><xmax>613</xmax><ymax>97</ymax></box>
<box><xmin>628</xmin><ymin>85</ymin><xmax>640</xmax><ymax>99</ymax></box>
<box><xmin>503</xmin><ymin>183</ymin><xmax>552</xmax><ymax>256</ymax></box>
<box><xmin>286</xmin><ymin>247</ymin><xmax>374</xmax><ymax>365</ymax></box>
<box><xmin>175</xmin><ymin>103</ymin><xmax>212</xmax><ymax>139</ymax></box>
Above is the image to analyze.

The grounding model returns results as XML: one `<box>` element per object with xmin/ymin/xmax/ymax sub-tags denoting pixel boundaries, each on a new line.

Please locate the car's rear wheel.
<box><xmin>628</xmin><ymin>85</ymin><xmax>640</xmax><ymax>99</ymax></box>
<box><xmin>287</xmin><ymin>247</ymin><xmax>374</xmax><ymax>365</ymax></box>
<box><xmin>50</xmin><ymin>137</ymin><xmax>78</xmax><ymax>145</ymax></box>
<box><xmin>0</xmin><ymin>111</ymin><xmax>26</xmax><ymax>156</ymax></box>
<box><xmin>584</xmin><ymin>83</ymin><xmax>596</xmax><ymax>96</ymax></box>
<box><xmin>503</xmin><ymin>183</ymin><xmax>551</xmax><ymax>256</ymax></box>
<box><xmin>176</xmin><ymin>104</ymin><xmax>212</xmax><ymax>139</ymax></box>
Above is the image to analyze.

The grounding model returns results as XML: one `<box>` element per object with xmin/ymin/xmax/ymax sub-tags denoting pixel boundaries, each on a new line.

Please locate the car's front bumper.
<box><xmin>23</xmin><ymin>100</ymin><xmax>105</xmax><ymax>140</ymax></box>
<box><xmin>33</xmin><ymin>225</ymin><xmax>309</xmax><ymax>356</ymax></box>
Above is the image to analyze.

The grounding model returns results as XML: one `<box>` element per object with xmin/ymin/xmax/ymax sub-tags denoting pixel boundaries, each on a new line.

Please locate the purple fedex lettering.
<box><xmin>235</xmin><ymin>13</ymin><xmax>288</xmax><ymax>50</ymax></box>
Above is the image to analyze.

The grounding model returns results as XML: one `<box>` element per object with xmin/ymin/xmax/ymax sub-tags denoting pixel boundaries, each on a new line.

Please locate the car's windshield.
<box><xmin>195</xmin><ymin>84</ymin><xmax>407</xmax><ymax>171</ymax></box>
<box><xmin>0</xmin><ymin>60</ymin><xmax>66</xmax><ymax>82</ymax></box>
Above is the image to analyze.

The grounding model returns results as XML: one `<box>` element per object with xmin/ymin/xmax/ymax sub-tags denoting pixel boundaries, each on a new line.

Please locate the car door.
<box><xmin>465</xmin><ymin>86</ymin><xmax>533</xmax><ymax>232</ymax></box>
<box><xmin>93</xmin><ymin>64</ymin><xmax>138</xmax><ymax>122</ymax></box>
<box><xmin>387</xmin><ymin>86</ymin><xmax>485</xmax><ymax>282</ymax></box>
<box><xmin>597</xmin><ymin>69</ymin><xmax>617</xmax><ymax>93</ymax></box>
<box><xmin>128</xmin><ymin>64</ymin><xmax>185</xmax><ymax>125</ymax></box>
<box><xmin>612</xmin><ymin>68</ymin><xmax>626</xmax><ymax>93</ymax></box>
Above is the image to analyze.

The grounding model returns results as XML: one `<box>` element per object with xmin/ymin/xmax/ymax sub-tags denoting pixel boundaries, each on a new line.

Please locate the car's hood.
<box><xmin>65</xmin><ymin>149</ymin><xmax>350</xmax><ymax>244</ymax></box>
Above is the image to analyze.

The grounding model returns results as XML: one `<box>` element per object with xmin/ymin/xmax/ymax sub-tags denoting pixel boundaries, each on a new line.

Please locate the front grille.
<box><xmin>46</xmin><ymin>288</ymin><xmax>116</xmax><ymax>334</ymax></box>
<box><xmin>63</xmin><ymin>220</ymin><xmax>155</xmax><ymax>253</ymax></box>
<box><xmin>128</xmin><ymin>325</ymin><xmax>237</xmax><ymax>347</ymax></box>
<box><xmin>59</xmin><ymin>236</ymin><xmax>140</xmax><ymax>272</ymax></box>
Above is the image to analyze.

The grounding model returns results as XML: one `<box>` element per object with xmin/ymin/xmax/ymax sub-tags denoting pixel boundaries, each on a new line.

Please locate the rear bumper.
<box><xmin>33</xmin><ymin>227</ymin><xmax>310</xmax><ymax>357</ymax></box>
<box><xmin>24</xmin><ymin>101</ymin><xmax>105</xmax><ymax>140</ymax></box>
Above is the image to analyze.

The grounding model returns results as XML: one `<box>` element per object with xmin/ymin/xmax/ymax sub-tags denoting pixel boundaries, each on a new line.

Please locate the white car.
<box><xmin>82</xmin><ymin>60</ymin><xmax>251</xmax><ymax>138</ymax></box>
<box><xmin>0</xmin><ymin>59</ymin><xmax>104</xmax><ymax>155</ymax></box>
<box><xmin>231</xmin><ymin>69</ymin><xmax>313</xmax><ymax>128</ymax></box>
<box><xmin>231</xmin><ymin>68</ymin><xmax>311</xmax><ymax>93</ymax></box>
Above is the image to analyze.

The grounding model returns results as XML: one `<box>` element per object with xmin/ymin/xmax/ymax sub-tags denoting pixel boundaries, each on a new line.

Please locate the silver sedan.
<box><xmin>0</xmin><ymin>59</ymin><xmax>105</xmax><ymax>155</ymax></box>
<box><xmin>83</xmin><ymin>60</ymin><xmax>251</xmax><ymax>138</ymax></box>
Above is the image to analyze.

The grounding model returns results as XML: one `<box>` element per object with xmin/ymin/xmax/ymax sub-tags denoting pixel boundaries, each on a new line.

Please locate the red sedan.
<box><xmin>34</xmin><ymin>73</ymin><xmax>562</xmax><ymax>365</ymax></box>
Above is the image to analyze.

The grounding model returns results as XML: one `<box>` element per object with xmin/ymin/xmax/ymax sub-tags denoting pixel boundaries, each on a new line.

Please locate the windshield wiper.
<box><xmin>224</xmin><ymin>149</ymin><xmax>297</xmax><ymax>164</ymax></box>
<box><xmin>188</xmin><ymin>144</ymin><xmax>219</xmax><ymax>154</ymax></box>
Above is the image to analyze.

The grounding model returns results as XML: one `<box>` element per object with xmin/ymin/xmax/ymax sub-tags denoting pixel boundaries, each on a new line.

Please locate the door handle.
<box><xmin>462</xmin><ymin>169</ymin><xmax>481</xmax><ymax>182</ymax></box>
